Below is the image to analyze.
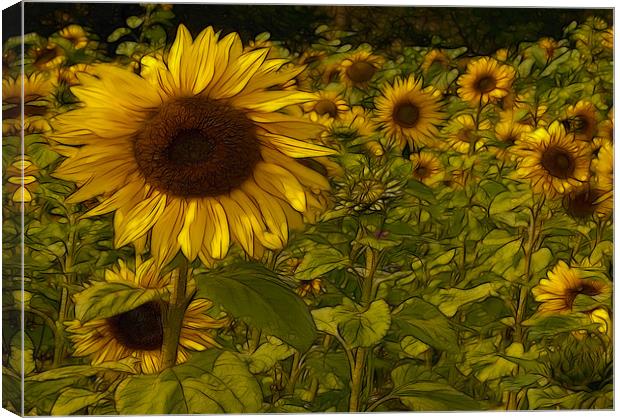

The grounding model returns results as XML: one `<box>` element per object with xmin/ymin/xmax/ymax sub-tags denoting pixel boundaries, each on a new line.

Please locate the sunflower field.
<box><xmin>1</xmin><ymin>3</ymin><xmax>614</xmax><ymax>415</ymax></box>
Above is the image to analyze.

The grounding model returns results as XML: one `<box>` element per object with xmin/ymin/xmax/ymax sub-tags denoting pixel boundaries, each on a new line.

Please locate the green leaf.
<box><xmin>527</xmin><ymin>385</ymin><xmax>585</xmax><ymax>410</ymax></box>
<box><xmin>126</xmin><ymin>16</ymin><xmax>144</xmax><ymax>29</ymax></box>
<box><xmin>294</xmin><ymin>247</ymin><xmax>347</xmax><ymax>280</ymax></box>
<box><xmin>51</xmin><ymin>388</ymin><xmax>107</xmax><ymax>415</ymax></box>
<box><xmin>115</xmin><ymin>352</ymin><xmax>262</xmax><ymax>414</ymax></box>
<box><xmin>392</xmin><ymin>380</ymin><xmax>482</xmax><ymax>411</ymax></box>
<box><xmin>522</xmin><ymin>312</ymin><xmax>596</xmax><ymax>340</ymax></box>
<box><xmin>115</xmin><ymin>41</ymin><xmax>137</xmax><ymax>56</ymax></box>
<box><xmin>406</xmin><ymin>179</ymin><xmax>437</xmax><ymax>203</ymax></box>
<box><xmin>74</xmin><ymin>281</ymin><xmax>165</xmax><ymax>322</ymax></box>
<box><xmin>196</xmin><ymin>261</ymin><xmax>316</xmax><ymax>351</ymax></box>
<box><xmin>338</xmin><ymin>299</ymin><xmax>391</xmax><ymax>348</ymax></box>
<box><xmin>247</xmin><ymin>337</ymin><xmax>295</xmax><ymax>374</ymax></box>
<box><xmin>489</xmin><ymin>190</ymin><xmax>532</xmax><ymax>215</ymax></box>
<box><xmin>392</xmin><ymin>297</ymin><xmax>458</xmax><ymax>353</ymax></box>
<box><xmin>489</xmin><ymin>238</ymin><xmax>523</xmax><ymax>276</ymax></box>
<box><xmin>107</xmin><ymin>27</ymin><xmax>131</xmax><ymax>42</ymax></box>
<box><xmin>426</xmin><ymin>282</ymin><xmax>498</xmax><ymax>317</ymax></box>
<box><xmin>27</xmin><ymin>359</ymin><xmax>138</xmax><ymax>381</ymax></box>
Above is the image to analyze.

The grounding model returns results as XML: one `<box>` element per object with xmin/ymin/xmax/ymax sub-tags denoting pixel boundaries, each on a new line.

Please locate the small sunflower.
<box><xmin>27</xmin><ymin>43</ymin><xmax>66</xmax><ymax>71</ymax></box>
<box><xmin>598</xmin><ymin>109</ymin><xmax>613</xmax><ymax>141</ymax></box>
<box><xmin>421</xmin><ymin>49</ymin><xmax>450</xmax><ymax>72</ymax></box>
<box><xmin>325</xmin><ymin>105</ymin><xmax>375</xmax><ymax>141</ymax></box>
<box><xmin>538</xmin><ymin>37</ymin><xmax>560</xmax><ymax>60</ymax></box>
<box><xmin>3</xmin><ymin>116</ymin><xmax>52</xmax><ymax>136</ymax></box>
<box><xmin>410</xmin><ymin>152</ymin><xmax>443</xmax><ymax>186</ymax></box>
<box><xmin>457</xmin><ymin>57</ymin><xmax>515</xmax><ymax>106</ymax></box>
<box><xmin>338</xmin><ymin>49</ymin><xmax>384</xmax><ymax>88</ymax></box>
<box><xmin>444</xmin><ymin>114</ymin><xmax>491</xmax><ymax>154</ymax></box>
<box><xmin>66</xmin><ymin>259</ymin><xmax>228</xmax><ymax>374</ymax></box>
<box><xmin>375</xmin><ymin>75</ymin><xmax>444</xmax><ymax>150</ymax></box>
<box><xmin>297</xmin><ymin>278</ymin><xmax>325</xmax><ymax>298</ymax></box>
<box><xmin>302</xmin><ymin>89</ymin><xmax>349</xmax><ymax>123</ymax></box>
<box><xmin>52</xmin><ymin>25</ymin><xmax>334</xmax><ymax>266</ymax></box>
<box><xmin>2</xmin><ymin>73</ymin><xmax>52</xmax><ymax>120</ymax></box>
<box><xmin>58</xmin><ymin>24</ymin><xmax>90</xmax><ymax>49</ymax></box>
<box><xmin>562</xmin><ymin>185</ymin><xmax>612</xmax><ymax>220</ymax></box>
<box><xmin>493</xmin><ymin>113</ymin><xmax>532</xmax><ymax>160</ymax></box>
<box><xmin>563</xmin><ymin>100</ymin><xmax>600</xmax><ymax>141</ymax></box>
<box><xmin>514</xmin><ymin>122</ymin><xmax>591</xmax><ymax>197</ymax></box>
<box><xmin>532</xmin><ymin>261</ymin><xmax>610</xmax><ymax>313</ymax></box>
<box><xmin>592</xmin><ymin>140</ymin><xmax>613</xmax><ymax>191</ymax></box>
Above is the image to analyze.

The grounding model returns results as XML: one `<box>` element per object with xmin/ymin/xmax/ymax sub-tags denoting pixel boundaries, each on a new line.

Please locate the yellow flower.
<box><xmin>375</xmin><ymin>75</ymin><xmax>444</xmax><ymax>150</ymax></box>
<box><xmin>326</xmin><ymin>105</ymin><xmax>375</xmax><ymax>140</ymax></box>
<box><xmin>302</xmin><ymin>89</ymin><xmax>350</xmax><ymax>122</ymax></box>
<box><xmin>562</xmin><ymin>185</ymin><xmax>612</xmax><ymax>220</ymax></box>
<box><xmin>410</xmin><ymin>152</ymin><xmax>443</xmax><ymax>186</ymax></box>
<box><xmin>588</xmin><ymin>308</ymin><xmax>612</xmax><ymax>335</ymax></box>
<box><xmin>66</xmin><ymin>259</ymin><xmax>228</xmax><ymax>374</ymax></box>
<box><xmin>421</xmin><ymin>49</ymin><xmax>450</xmax><ymax>72</ymax></box>
<box><xmin>57</xmin><ymin>63</ymin><xmax>91</xmax><ymax>86</ymax></box>
<box><xmin>297</xmin><ymin>278</ymin><xmax>325</xmax><ymax>297</ymax></box>
<box><xmin>58</xmin><ymin>24</ymin><xmax>89</xmax><ymax>49</ymax></box>
<box><xmin>52</xmin><ymin>25</ymin><xmax>334</xmax><ymax>266</ymax></box>
<box><xmin>444</xmin><ymin>114</ymin><xmax>491</xmax><ymax>154</ymax></box>
<box><xmin>457</xmin><ymin>57</ymin><xmax>515</xmax><ymax>106</ymax></box>
<box><xmin>563</xmin><ymin>100</ymin><xmax>600</xmax><ymax>141</ymax></box>
<box><xmin>493</xmin><ymin>112</ymin><xmax>532</xmax><ymax>160</ymax></box>
<box><xmin>598</xmin><ymin>109</ymin><xmax>613</xmax><ymax>141</ymax></box>
<box><xmin>532</xmin><ymin>261</ymin><xmax>609</xmax><ymax>313</ymax></box>
<box><xmin>338</xmin><ymin>49</ymin><xmax>384</xmax><ymax>88</ymax></box>
<box><xmin>514</xmin><ymin>122</ymin><xmax>591</xmax><ymax>198</ymax></box>
<box><xmin>601</xmin><ymin>27</ymin><xmax>613</xmax><ymax>50</ymax></box>
<box><xmin>592</xmin><ymin>140</ymin><xmax>613</xmax><ymax>191</ymax></box>
<box><xmin>27</xmin><ymin>43</ymin><xmax>66</xmax><ymax>71</ymax></box>
<box><xmin>538</xmin><ymin>37</ymin><xmax>559</xmax><ymax>60</ymax></box>
<box><xmin>2</xmin><ymin>116</ymin><xmax>52</xmax><ymax>136</ymax></box>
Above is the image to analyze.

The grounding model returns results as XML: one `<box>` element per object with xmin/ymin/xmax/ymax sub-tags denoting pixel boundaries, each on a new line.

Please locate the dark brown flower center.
<box><xmin>476</xmin><ymin>75</ymin><xmax>497</xmax><ymax>93</ymax></box>
<box><xmin>314</xmin><ymin>99</ymin><xmax>338</xmax><ymax>117</ymax></box>
<box><xmin>414</xmin><ymin>165</ymin><xmax>429</xmax><ymax>178</ymax></box>
<box><xmin>134</xmin><ymin>97</ymin><xmax>261</xmax><ymax>198</ymax></box>
<box><xmin>346</xmin><ymin>61</ymin><xmax>376</xmax><ymax>83</ymax></box>
<box><xmin>35</xmin><ymin>47</ymin><xmax>59</xmax><ymax>67</ymax></box>
<box><xmin>457</xmin><ymin>127</ymin><xmax>475</xmax><ymax>143</ymax></box>
<box><xmin>564</xmin><ymin>188</ymin><xmax>600</xmax><ymax>219</ymax></box>
<box><xmin>393</xmin><ymin>101</ymin><xmax>420</xmax><ymax>128</ymax></box>
<box><xmin>107</xmin><ymin>301</ymin><xmax>164</xmax><ymax>351</ymax></box>
<box><xmin>541</xmin><ymin>146</ymin><xmax>575</xmax><ymax>179</ymax></box>
<box><xmin>565</xmin><ymin>280</ymin><xmax>605</xmax><ymax>309</ymax></box>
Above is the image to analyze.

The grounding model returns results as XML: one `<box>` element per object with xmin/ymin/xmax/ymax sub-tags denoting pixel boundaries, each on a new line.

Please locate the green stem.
<box><xmin>285</xmin><ymin>351</ymin><xmax>302</xmax><ymax>394</ymax></box>
<box><xmin>349</xmin><ymin>347</ymin><xmax>367</xmax><ymax>412</ymax></box>
<box><xmin>161</xmin><ymin>258</ymin><xmax>190</xmax><ymax>369</ymax></box>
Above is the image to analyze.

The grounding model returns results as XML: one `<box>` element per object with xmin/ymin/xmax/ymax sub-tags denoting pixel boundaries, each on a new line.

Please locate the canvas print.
<box><xmin>1</xmin><ymin>2</ymin><xmax>614</xmax><ymax>414</ymax></box>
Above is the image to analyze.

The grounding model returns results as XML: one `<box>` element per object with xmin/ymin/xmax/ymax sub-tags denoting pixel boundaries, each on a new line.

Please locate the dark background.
<box><xmin>2</xmin><ymin>3</ymin><xmax>614</xmax><ymax>55</ymax></box>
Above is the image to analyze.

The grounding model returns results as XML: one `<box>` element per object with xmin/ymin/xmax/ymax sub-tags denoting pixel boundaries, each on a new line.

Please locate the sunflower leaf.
<box><xmin>51</xmin><ymin>388</ymin><xmax>107</xmax><ymax>416</ymax></box>
<box><xmin>195</xmin><ymin>261</ymin><xmax>317</xmax><ymax>351</ymax></box>
<box><xmin>74</xmin><ymin>281</ymin><xmax>166</xmax><ymax>322</ymax></box>
<box><xmin>115</xmin><ymin>351</ymin><xmax>262</xmax><ymax>414</ymax></box>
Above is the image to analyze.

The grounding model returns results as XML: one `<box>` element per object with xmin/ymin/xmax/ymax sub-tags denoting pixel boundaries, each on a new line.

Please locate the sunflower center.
<box><xmin>566</xmin><ymin>280</ymin><xmax>605</xmax><ymax>309</ymax></box>
<box><xmin>393</xmin><ymin>102</ymin><xmax>420</xmax><ymax>128</ymax></box>
<box><xmin>314</xmin><ymin>99</ymin><xmax>338</xmax><ymax>117</ymax></box>
<box><xmin>457</xmin><ymin>127</ymin><xmax>475</xmax><ymax>143</ymax></box>
<box><xmin>346</xmin><ymin>62</ymin><xmax>376</xmax><ymax>83</ymax></box>
<box><xmin>541</xmin><ymin>146</ymin><xmax>575</xmax><ymax>179</ymax></box>
<box><xmin>414</xmin><ymin>165</ymin><xmax>429</xmax><ymax>178</ymax></box>
<box><xmin>135</xmin><ymin>97</ymin><xmax>261</xmax><ymax>198</ymax></box>
<box><xmin>564</xmin><ymin>189</ymin><xmax>599</xmax><ymax>219</ymax></box>
<box><xmin>35</xmin><ymin>47</ymin><xmax>58</xmax><ymax>66</ymax></box>
<box><xmin>107</xmin><ymin>301</ymin><xmax>164</xmax><ymax>351</ymax></box>
<box><xmin>476</xmin><ymin>76</ymin><xmax>497</xmax><ymax>93</ymax></box>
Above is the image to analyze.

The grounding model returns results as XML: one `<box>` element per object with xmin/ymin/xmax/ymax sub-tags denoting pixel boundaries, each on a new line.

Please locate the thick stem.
<box><xmin>348</xmin><ymin>347</ymin><xmax>367</xmax><ymax>412</ymax></box>
<box><xmin>161</xmin><ymin>258</ymin><xmax>190</xmax><ymax>369</ymax></box>
<box><xmin>285</xmin><ymin>351</ymin><xmax>302</xmax><ymax>394</ymax></box>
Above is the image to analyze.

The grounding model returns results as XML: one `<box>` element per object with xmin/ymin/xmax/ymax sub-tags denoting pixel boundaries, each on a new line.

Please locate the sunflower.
<box><xmin>410</xmin><ymin>152</ymin><xmax>443</xmax><ymax>186</ymax></box>
<box><xmin>297</xmin><ymin>278</ymin><xmax>325</xmax><ymax>298</ymax></box>
<box><xmin>326</xmin><ymin>105</ymin><xmax>375</xmax><ymax>141</ymax></box>
<box><xmin>27</xmin><ymin>43</ymin><xmax>66</xmax><ymax>71</ymax></box>
<box><xmin>66</xmin><ymin>259</ymin><xmax>227</xmax><ymax>374</ymax></box>
<box><xmin>562</xmin><ymin>185</ymin><xmax>612</xmax><ymax>220</ymax></box>
<box><xmin>514</xmin><ymin>122</ymin><xmax>591</xmax><ymax>197</ymax></box>
<box><xmin>563</xmin><ymin>100</ymin><xmax>599</xmax><ymax>141</ymax></box>
<box><xmin>592</xmin><ymin>140</ymin><xmax>613</xmax><ymax>191</ymax></box>
<box><xmin>57</xmin><ymin>63</ymin><xmax>91</xmax><ymax>86</ymax></box>
<box><xmin>457</xmin><ymin>57</ymin><xmax>515</xmax><ymax>106</ymax></box>
<box><xmin>493</xmin><ymin>113</ymin><xmax>532</xmax><ymax>160</ymax></box>
<box><xmin>302</xmin><ymin>89</ymin><xmax>350</xmax><ymax>123</ymax></box>
<box><xmin>444</xmin><ymin>114</ymin><xmax>491</xmax><ymax>154</ymax></box>
<box><xmin>598</xmin><ymin>109</ymin><xmax>613</xmax><ymax>141</ymax></box>
<box><xmin>375</xmin><ymin>75</ymin><xmax>444</xmax><ymax>150</ymax></box>
<box><xmin>338</xmin><ymin>49</ymin><xmax>384</xmax><ymax>88</ymax></box>
<box><xmin>421</xmin><ymin>49</ymin><xmax>450</xmax><ymax>72</ymax></box>
<box><xmin>58</xmin><ymin>24</ymin><xmax>89</xmax><ymax>49</ymax></box>
<box><xmin>2</xmin><ymin>73</ymin><xmax>52</xmax><ymax>120</ymax></box>
<box><xmin>532</xmin><ymin>261</ymin><xmax>610</xmax><ymax>313</ymax></box>
<box><xmin>52</xmin><ymin>25</ymin><xmax>334</xmax><ymax>266</ymax></box>
<box><xmin>3</xmin><ymin>116</ymin><xmax>52</xmax><ymax>136</ymax></box>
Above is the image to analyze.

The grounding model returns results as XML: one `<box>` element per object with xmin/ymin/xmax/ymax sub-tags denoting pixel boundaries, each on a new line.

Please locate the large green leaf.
<box><xmin>51</xmin><ymin>388</ymin><xmax>107</xmax><ymax>415</ymax></box>
<box><xmin>391</xmin><ymin>297</ymin><xmax>458</xmax><ymax>353</ymax></box>
<box><xmin>312</xmin><ymin>299</ymin><xmax>391</xmax><ymax>348</ymax></box>
<box><xmin>294</xmin><ymin>247</ymin><xmax>348</xmax><ymax>280</ymax></box>
<box><xmin>196</xmin><ymin>261</ymin><xmax>316</xmax><ymax>351</ymax></box>
<box><xmin>247</xmin><ymin>337</ymin><xmax>295</xmax><ymax>374</ymax></box>
<box><xmin>74</xmin><ymin>281</ymin><xmax>166</xmax><ymax>322</ymax></box>
<box><xmin>426</xmin><ymin>282</ymin><xmax>498</xmax><ymax>317</ymax></box>
<box><xmin>115</xmin><ymin>351</ymin><xmax>262</xmax><ymax>414</ymax></box>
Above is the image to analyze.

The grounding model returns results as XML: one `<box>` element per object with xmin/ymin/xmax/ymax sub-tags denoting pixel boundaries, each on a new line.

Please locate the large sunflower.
<box><xmin>66</xmin><ymin>259</ymin><xmax>227</xmax><ymax>374</ymax></box>
<box><xmin>457</xmin><ymin>57</ymin><xmax>515</xmax><ymax>106</ymax></box>
<box><xmin>52</xmin><ymin>25</ymin><xmax>334</xmax><ymax>266</ymax></box>
<box><xmin>375</xmin><ymin>75</ymin><xmax>444</xmax><ymax>150</ymax></box>
<box><xmin>514</xmin><ymin>122</ymin><xmax>591</xmax><ymax>197</ymax></box>
<box><xmin>532</xmin><ymin>261</ymin><xmax>610</xmax><ymax>313</ymax></box>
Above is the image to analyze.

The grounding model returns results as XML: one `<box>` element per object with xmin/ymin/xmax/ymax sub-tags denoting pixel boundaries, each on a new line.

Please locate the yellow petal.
<box><xmin>115</xmin><ymin>193</ymin><xmax>167</xmax><ymax>248</ymax></box>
